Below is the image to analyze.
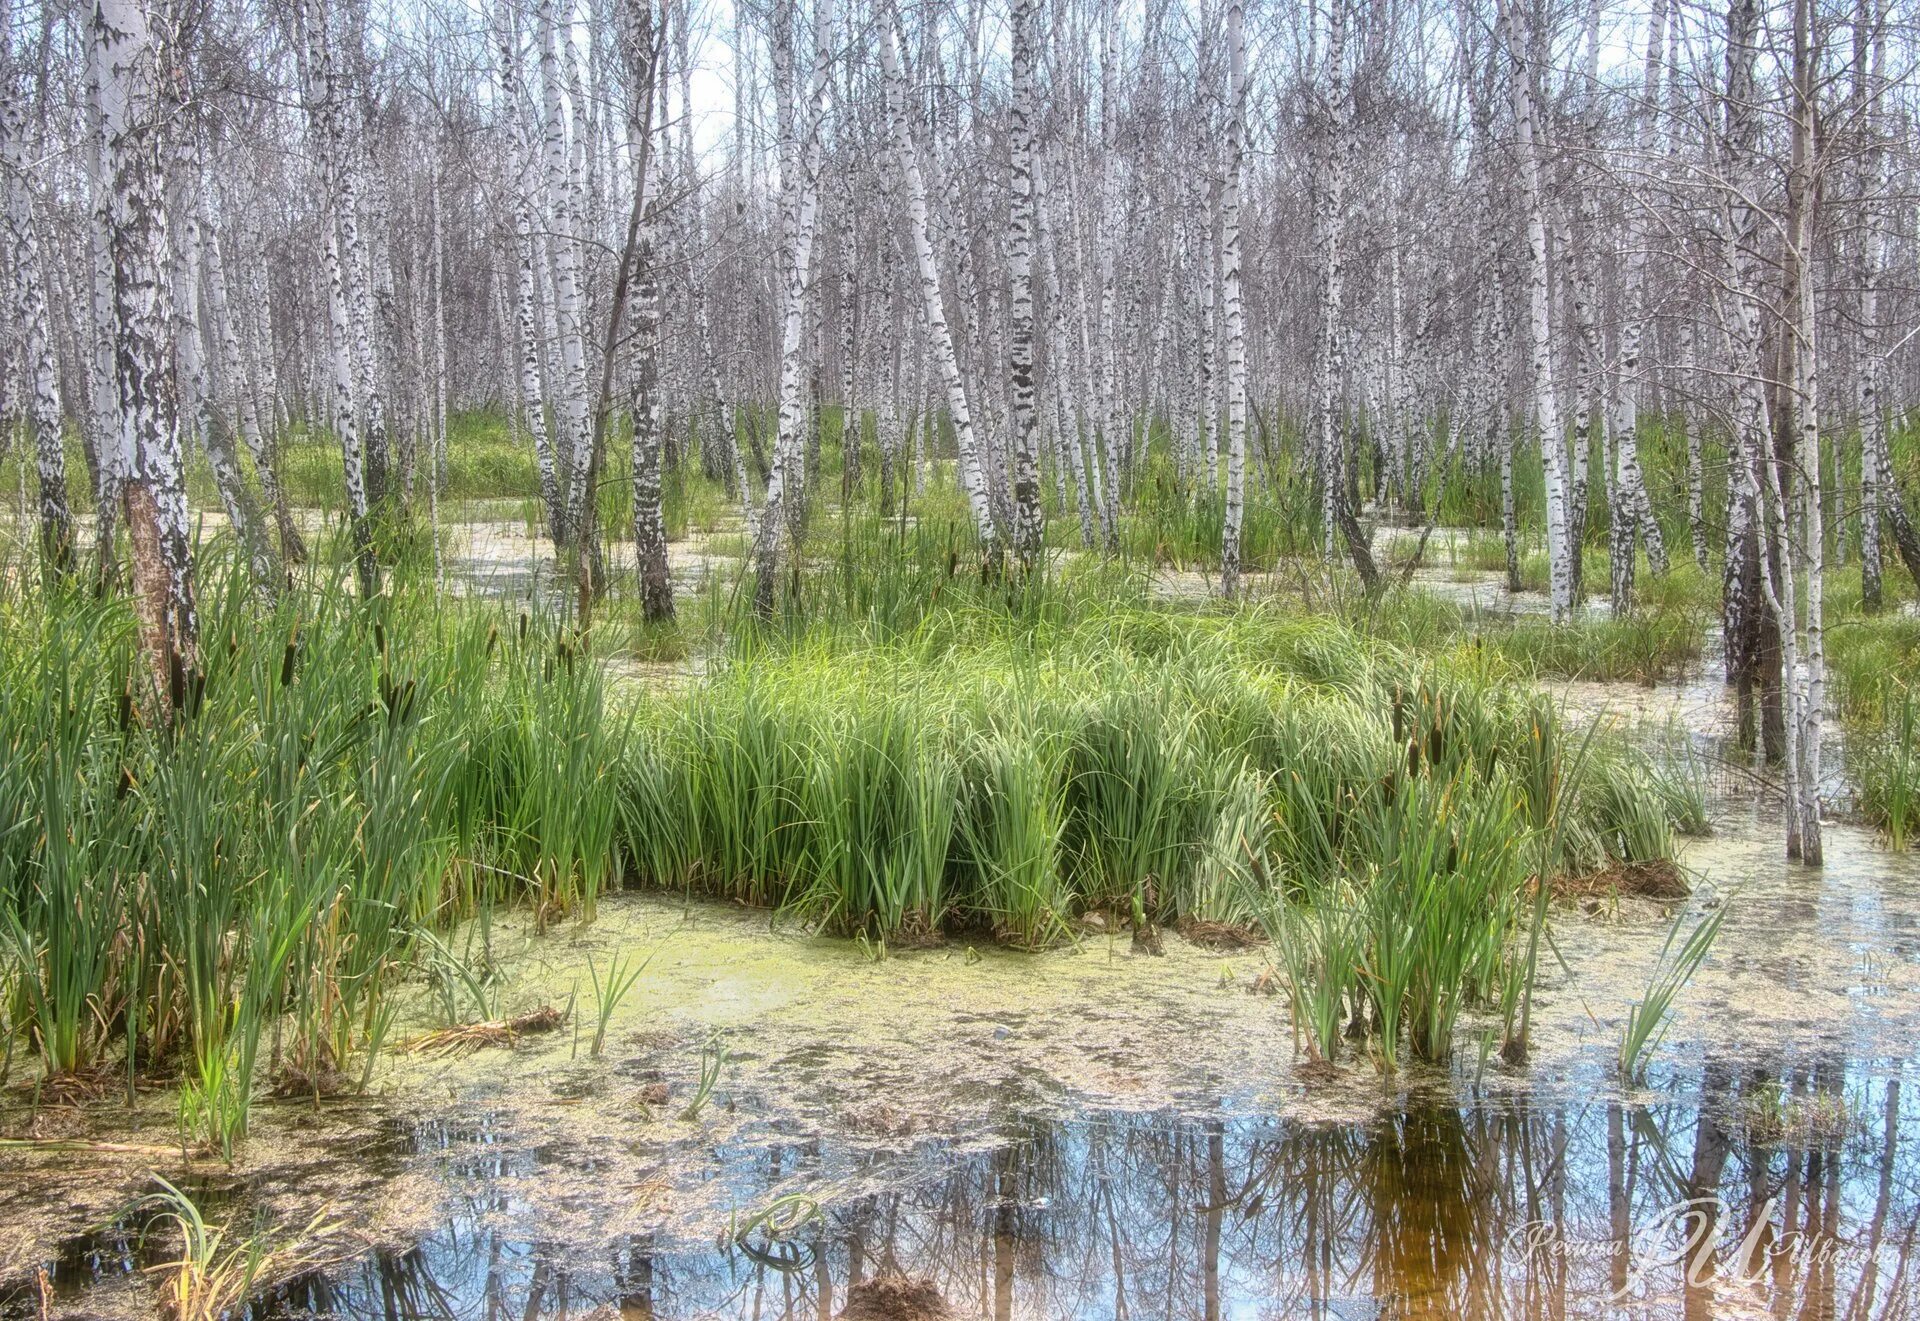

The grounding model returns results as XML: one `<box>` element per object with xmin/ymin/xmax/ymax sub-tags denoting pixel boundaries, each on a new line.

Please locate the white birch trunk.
<box><xmin>1218</xmin><ymin>0</ymin><xmax>1247</xmax><ymax>597</ymax></box>
<box><xmin>1608</xmin><ymin>0</ymin><xmax>1671</xmax><ymax>613</ymax></box>
<box><xmin>1006</xmin><ymin>0</ymin><xmax>1043</xmax><ymax>565</ymax></box>
<box><xmin>751</xmin><ymin>0</ymin><xmax>833</xmax><ymax>614</ymax></box>
<box><xmin>625</xmin><ymin>0</ymin><xmax>671</xmax><ymax>623</ymax></box>
<box><xmin>97</xmin><ymin>0</ymin><xmax>197</xmax><ymax>711</ymax></box>
<box><xmin>0</xmin><ymin>75</ymin><xmax>75</xmax><ymax>574</ymax></box>
<box><xmin>1497</xmin><ymin>0</ymin><xmax>1573</xmax><ymax>622</ymax></box>
<box><xmin>494</xmin><ymin>2</ymin><xmax>565</xmax><ymax>548</ymax></box>
<box><xmin>541</xmin><ymin>0</ymin><xmax>595</xmax><ymax>545</ymax></box>
<box><xmin>879</xmin><ymin>20</ymin><xmax>996</xmax><ymax>548</ymax></box>
<box><xmin>297</xmin><ymin>0</ymin><xmax>377</xmax><ymax>596</ymax></box>
<box><xmin>84</xmin><ymin>30</ymin><xmax>125</xmax><ymax>583</ymax></box>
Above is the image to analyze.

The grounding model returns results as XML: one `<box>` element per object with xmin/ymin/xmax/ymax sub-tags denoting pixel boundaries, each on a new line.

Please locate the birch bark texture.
<box><xmin>1</xmin><ymin>31</ymin><xmax>75</xmax><ymax>577</ymax></box>
<box><xmin>1006</xmin><ymin>0</ymin><xmax>1044</xmax><ymax>567</ymax></box>
<box><xmin>1218</xmin><ymin>0</ymin><xmax>1247</xmax><ymax>599</ymax></box>
<box><xmin>96</xmin><ymin>0</ymin><xmax>198</xmax><ymax>713</ymax></box>
<box><xmin>1496</xmin><ymin>0</ymin><xmax>1574</xmax><ymax>623</ymax></box>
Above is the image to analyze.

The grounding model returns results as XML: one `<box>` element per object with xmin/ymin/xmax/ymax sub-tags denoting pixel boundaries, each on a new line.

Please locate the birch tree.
<box><xmin>1716</xmin><ymin>0</ymin><xmax>1784</xmax><ymax>759</ymax></box>
<box><xmin>1606</xmin><ymin>0</ymin><xmax>1671</xmax><ymax>613</ymax></box>
<box><xmin>1006</xmin><ymin>0</ymin><xmax>1043</xmax><ymax>567</ymax></box>
<box><xmin>879</xmin><ymin>15</ymin><xmax>998</xmax><ymax>552</ymax></box>
<box><xmin>296</xmin><ymin>0</ymin><xmax>378</xmax><ymax>597</ymax></box>
<box><xmin>96</xmin><ymin>0</ymin><xmax>197</xmax><ymax>712</ymax></box>
<box><xmin>1218</xmin><ymin>0</ymin><xmax>1247</xmax><ymax>598</ymax></box>
<box><xmin>496</xmin><ymin>1</ymin><xmax>566</xmax><ymax>549</ymax></box>
<box><xmin>1</xmin><ymin>18</ymin><xmax>75</xmax><ymax>577</ymax></box>
<box><xmin>752</xmin><ymin>0</ymin><xmax>835</xmax><ymax>616</ymax></box>
<box><xmin>625</xmin><ymin>0</ymin><xmax>672</xmax><ymax>623</ymax></box>
<box><xmin>1496</xmin><ymin>0</ymin><xmax>1574</xmax><ymax>623</ymax></box>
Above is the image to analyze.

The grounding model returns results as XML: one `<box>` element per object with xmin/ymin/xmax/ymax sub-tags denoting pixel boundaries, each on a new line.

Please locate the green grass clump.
<box><xmin>2</xmin><ymin>405</ymin><xmax>1736</xmax><ymax>1132</ymax></box>
<box><xmin>606</xmin><ymin>605</ymin><xmax>1701</xmax><ymax>1078</ymax></box>
<box><xmin>0</xmin><ymin>550</ymin><xmax>627</xmax><ymax>1151</ymax></box>
<box><xmin>1829</xmin><ymin>615</ymin><xmax>1920</xmax><ymax>846</ymax></box>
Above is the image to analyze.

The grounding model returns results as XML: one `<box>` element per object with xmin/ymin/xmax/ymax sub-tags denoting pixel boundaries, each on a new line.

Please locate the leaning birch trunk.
<box><xmin>96</xmin><ymin>0</ymin><xmax>197</xmax><ymax>715</ymax></box>
<box><xmin>1005</xmin><ymin>0</ymin><xmax>1044</xmax><ymax>567</ymax></box>
<box><xmin>1218</xmin><ymin>0</ymin><xmax>1248</xmax><ymax>598</ymax></box>
<box><xmin>1496</xmin><ymin>0</ymin><xmax>1573</xmax><ymax>622</ymax></box>
<box><xmin>879</xmin><ymin>19</ymin><xmax>997</xmax><ymax>552</ymax></box>
<box><xmin>0</xmin><ymin>75</ymin><xmax>75</xmax><ymax>576</ymax></box>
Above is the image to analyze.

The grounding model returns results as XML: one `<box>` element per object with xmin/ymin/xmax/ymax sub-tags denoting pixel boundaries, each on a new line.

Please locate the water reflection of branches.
<box><xmin>229</xmin><ymin>1071</ymin><xmax>1920</xmax><ymax>1321</ymax></box>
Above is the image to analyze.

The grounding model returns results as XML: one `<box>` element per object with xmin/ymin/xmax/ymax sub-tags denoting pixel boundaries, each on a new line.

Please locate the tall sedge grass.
<box><xmin>0</xmin><ymin>549</ymin><xmax>628</xmax><ymax>1150</ymax></box>
<box><xmin>1</xmin><ymin>534</ymin><xmax>1714</xmax><ymax>1133</ymax></box>
<box><xmin>1854</xmin><ymin>685</ymin><xmax>1919</xmax><ymax>850</ymax></box>
<box><xmin>612</xmin><ymin>612</ymin><xmax>1702</xmax><ymax>944</ymax></box>
<box><xmin>956</xmin><ymin>727</ymin><xmax>1072</xmax><ymax>946</ymax></box>
<box><xmin>795</xmin><ymin>700</ymin><xmax>956</xmax><ymax>938</ymax></box>
<box><xmin>1619</xmin><ymin>901</ymin><xmax>1727</xmax><ymax>1081</ymax></box>
<box><xmin>610</xmin><ymin>612</ymin><xmax>1702</xmax><ymax>1074</ymax></box>
<box><xmin>1829</xmin><ymin>616</ymin><xmax>1920</xmax><ymax>846</ymax></box>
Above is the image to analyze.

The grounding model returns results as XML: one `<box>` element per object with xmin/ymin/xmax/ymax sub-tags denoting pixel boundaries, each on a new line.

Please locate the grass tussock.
<box><xmin>0</xmin><ymin>521</ymin><xmax>1713</xmax><ymax>1141</ymax></box>
<box><xmin>0</xmin><ymin>552</ymin><xmax>621</xmax><ymax>1152</ymax></box>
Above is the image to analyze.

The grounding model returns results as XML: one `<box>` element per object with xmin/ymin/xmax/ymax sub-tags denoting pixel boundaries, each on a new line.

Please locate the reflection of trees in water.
<box><xmin>249</xmin><ymin>1069</ymin><xmax>1920</xmax><ymax>1321</ymax></box>
<box><xmin>1360</xmin><ymin>1103</ymin><xmax>1505</xmax><ymax>1317</ymax></box>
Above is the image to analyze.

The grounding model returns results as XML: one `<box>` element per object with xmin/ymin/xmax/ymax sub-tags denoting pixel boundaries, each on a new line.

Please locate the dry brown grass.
<box><xmin>399</xmin><ymin>1005</ymin><xmax>567</xmax><ymax>1057</ymax></box>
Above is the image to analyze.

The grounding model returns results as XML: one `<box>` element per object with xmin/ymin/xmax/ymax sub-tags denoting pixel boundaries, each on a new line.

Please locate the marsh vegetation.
<box><xmin>6</xmin><ymin>0</ymin><xmax>1920</xmax><ymax>1307</ymax></box>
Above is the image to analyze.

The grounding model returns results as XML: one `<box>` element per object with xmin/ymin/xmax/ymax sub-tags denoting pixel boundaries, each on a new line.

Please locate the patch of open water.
<box><xmin>18</xmin><ymin>1057</ymin><xmax>1920</xmax><ymax>1319</ymax></box>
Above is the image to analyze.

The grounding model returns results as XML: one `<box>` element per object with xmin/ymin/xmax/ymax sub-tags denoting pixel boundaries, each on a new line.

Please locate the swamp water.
<box><xmin>40</xmin><ymin>1075</ymin><xmax>1920</xmax><ymax>1321</ymax></box>
<box><xmin>7</xmin><ymin>526</ymin><xmax>1920</xmax><ymax>1319</ymax></box>
<box><xmin>8</xmin><ymin>813</ymin><xmax>1920</xmax><ymax>1319</ymax></box>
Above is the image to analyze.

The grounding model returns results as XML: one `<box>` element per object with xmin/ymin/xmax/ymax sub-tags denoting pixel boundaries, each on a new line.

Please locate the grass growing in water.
<box><xmin>0</xmin><ymin>538</ymin><xmax>1712</xmax><ymax>1136</ymax></box>
<box><xmin>585</xmin><ymin>950</ymin><xmax>649</xmax><ymax>1058</ymax></box>
<box><xmin>136</xmin><ymin>1176</ymin><xmax>344</xmax><ymax>1321</ymax></box>
<box><xmin>0</xmin><ymin>555</ymin><xmax>625</xmax><ymax>1149</ymax></box>
<box><xmin>1619</xmin><ymin>900</ymin><xmax>1727</xmax><ymax>1081</ymax></box>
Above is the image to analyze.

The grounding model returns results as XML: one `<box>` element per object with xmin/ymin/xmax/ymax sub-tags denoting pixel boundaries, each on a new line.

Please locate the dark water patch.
<box><xmin>1</xmin><ymin>1176</ymin><xmax>241</xmax><ymax>1315</ymax></box>
<box><xmin>197</xmin><ymin>1057</ymin><xmax>1920</xmax><ymax>1318</ymax></box>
